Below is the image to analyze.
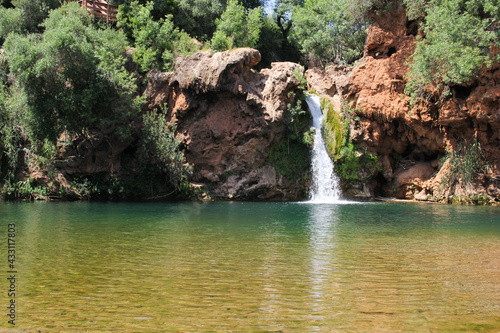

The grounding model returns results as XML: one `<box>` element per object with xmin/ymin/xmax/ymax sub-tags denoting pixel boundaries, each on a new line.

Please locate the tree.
<box><xmin>174</xmin><ymin>0</ymin><xmax>227</xmax><ymax>40</ymax></box>
<box><xmin>4</xmin><ymin>3</ymin><xmax>138</xmax><ymax>143</ymax></box>
<box><xmin>239</xmin><ymin>0</ymin><xmax>262</xmax><ymax>9</ymax></box>
<box><xmin>405</xmin><ymin>0</ymin><xmax>499</xmax><ymax>99</ymax></box>
<box><xmin>109</xmin><ymin>0</ymin><xmax>177</xmax><ymax>20</ymax></box>
<box><xmin>403</xmin><ymin>0</ymin><xmax>428</xmax><ymax>20</ymax></box>
<box><xmin>117</xmin><ymin>1</ymin><xmax>200</xmax><ymax>73</ymax></box>
<box><xmin>290</xmin><ymin>0</ymin><xmax>367</xmax><ymax>65</ymax></box>
<box><xmin>0</xmin><ymin>0</ymin><xmax>61</xmax><ymax>40</ymax></box>
<box><xmin>211</xmin><ymin>0</ymin><xmax>262</xmax><ymax>50</ymax></box>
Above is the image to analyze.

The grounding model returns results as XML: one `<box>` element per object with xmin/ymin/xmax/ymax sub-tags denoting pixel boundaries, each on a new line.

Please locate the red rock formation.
<box><xmin>145</xmin><ymin>48</ymin><xmax>308</xmax><ymax>200</ymax></box>
<box><xmin>307</xmin><ymin>3</ymin><xmax>500</xmax><ymax>204</ymax></box>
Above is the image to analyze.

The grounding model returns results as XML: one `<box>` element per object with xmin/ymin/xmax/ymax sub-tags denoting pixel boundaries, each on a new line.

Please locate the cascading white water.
<box><xmin>306</xmin><ymin>95</ymin><xmax>342</xmax><ymax>203</ymax></box>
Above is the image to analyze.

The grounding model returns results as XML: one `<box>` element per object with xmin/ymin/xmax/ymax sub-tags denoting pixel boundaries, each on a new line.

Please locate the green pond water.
<box><xmin>0</xmin><ymin>201</ymin><xmax>499</xmax><ymax>332</ymax></box>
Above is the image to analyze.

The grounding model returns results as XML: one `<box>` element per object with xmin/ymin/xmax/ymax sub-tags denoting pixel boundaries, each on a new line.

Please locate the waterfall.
<box><xmin>306</xmin><ymin>95</ymin><xmax>342</xmax><ymax>203</ymax></box>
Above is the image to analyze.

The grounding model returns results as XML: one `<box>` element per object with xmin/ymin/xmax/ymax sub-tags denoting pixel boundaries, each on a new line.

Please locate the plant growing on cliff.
<box><xmin>441</xmin><ymin>138</ymin><xmax>488</xmax><ymax>194</ymax></box>
<box><xmin>138</xmin><ymin>110</ymin><xmax>192</xmax><ymax>193</ymax></box>
<box><xmin>266</xmin><ymin>139</ymin><xmax>310</xmax><ymax>181</ymax></box>
<box><xmin>321</xmin><ymin>97</ymin><xmax>344</xmax><ymax>160</ymax></box>
<box><xmin>405</xmin><ymin>0</ymin><xmax>499</xmax><ymax>100</ymax></box>
<box><xmin>320</xmin><ymin>97</ymin><xmax>381</xmax><ymax>182</ymax></box>
<box><xmin>336</xmin><ymin>142</ymin><xmax>380</xmax><ymax>181</ymax></box>
<box><xmin>267</xmin><ymin>88</ymin><xmax>312</xmax><ymax>182</ymax></box>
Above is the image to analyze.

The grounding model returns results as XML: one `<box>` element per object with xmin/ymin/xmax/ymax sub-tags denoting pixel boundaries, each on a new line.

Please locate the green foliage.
<box><xmin>4</xmin><ymin>2</ymin><xmax>138</xmax><ymax>144</ymax></box>
<box><xmin>256</xmin><ymin>14</ymin><xmax>300</xmax><ymax>67</ymax></box>
<box><xmin>318</xmin><ymin>97</ymin><xmax>380</xmax><ymax>182</ymax></box>
<box><xmin>290</xmin><ymin>0</ymin><xmax>367</xmax><ymax>65</ymax></box>
<box><xmin>266</xmin><ymin>139</ymin><xmax>310</xmax><ymax>181</ymax></box>
<box><xmin>285</xmin><ymin>90</ymin><xmax>313</xmax><ymax>145</ymax></box>
<box><xmin>0</xmin><ymin>82</ymin><xmax>24</xmax><ymax>180</ymax></box>
<box><xmin>254</xmin><ymin>1</ymin><xmax>302</xmax><ymax>67</ymax></box>
<box><xmin>24</xmin><ymin>139</ymin><xmax>57</xmax><ymax>174</ymax></box>
<box><xmin>405</xmin><ymin>0</ymin><xmax>499</xmax><ymax>100</ymax></box>
<box><xmin>0</xmin><ymin>6</ymin><xmax>23</xmax><ymax>41</ymax></box>
<box><xmin>173</xmin><ymin>0</ymin><xmax>226</xmax><ymax>40</ymax></box>
<box><xmin>337</xmin><ymin>142</ymin><xmax>380</xmax><ymax>181</ymax></box>
<box><xmin>321</xmin><ymin>97</ymin><xmax>343</xmax><ymax>159</ymax></box>
<box><xmin>0</xmin><ymin>0</ymin><xmax>61</xmax><ymax>41</ymax></box>
<box><xmin>138</xmin><ymin>109</ymin><xmax>192</xmax><ymax>191</ymax></box>
<box><xmin>67</xmin><ymin>173</ymin><xmax>132</xmax><ymax>200</ymax></box>
<box><xmin>211</xmin><ymin>30</ymin><xmax>233</xmax><ymax>51</ymax></box>
<box><xmin>118</xmin><ymin>1</ymin><xmax>200</xmax><ymax>73</ymax></box>
<box><xmin>211</xmin><ymin>0</ymin><xmax>262</xmax><ymax>50</ymax></box>
<box><xmin>441</xmin><ymin>138</ymin><xmax>487</xmax><ymax>190</ymax></box>
<box><xmin>2</xmin><ymin>178</ymin><xmax>49</xmax><ymax>200</ymax></box>
<box><xmin>451</xmin><ymin>193</ymin><xmax>490</xmax><ymax>206</ymax></box>
<box><xmin>403</xmin><ymin>0</ymin><xmax>428</xmax><ymax>20</ymax></box>
<box><xmin>274</xmin><ymin>0</ymin><xmax>303</xmax><ymax>33</ymax></box>
<box><xmin>268</xmin><ymin>87</ymin><xmax>311</xmax><ymax>181</ymax></box>
<box><xmin>293</xmin><ymin>66</ymin><xmax>307</xmax><ymax>89</ymax></box>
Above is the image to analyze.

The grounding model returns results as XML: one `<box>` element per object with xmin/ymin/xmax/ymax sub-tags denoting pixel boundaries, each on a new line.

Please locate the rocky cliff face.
<box><xmin>307</xmin><ymin>4</ymin><xmax>500</xmax><ymax>204</ymax></box>
<box><xmin>20</xmin><ymin>6</ymin><xmax>498</xmax><ymax>203</ymax></box>
<box><xmin>16</xmin><ymin>48</ymin><xmax>309</xmax><ymax>201</ymax></box>
<box><xmin>145</xmin><ymin>48</ymin><xmax>309</xmax><ymax>200</ymax></box>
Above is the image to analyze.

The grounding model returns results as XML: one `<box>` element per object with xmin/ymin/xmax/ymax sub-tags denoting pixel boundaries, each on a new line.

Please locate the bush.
<box><xmin>405</xmin><ymin>0</ymin><xmax>499</xmax><ymax>100</ymax></box>
<box><xmin>290</xmin><ymin>0</ymin><xmax>367</xmax><ymax>65</ymax></box>
<box><xmin>211</xmin><ymin>30</ymin><xmax>233</xmax><ymax>52</ymax></box>
<box><xmin>4</xmin><ymin>2</ymin><xmax>138</xmax><ymax>143</ymax></box>
<box><xmin>211</xmin><ymin>0</ymin><xmax>262</xmax><ymax>51</ymax></box>
<box><xmin>0</xmin><ymin>0</ymin><xmax>61</xmax><ymax>42</ymax></box>
<box><xmin>117</xmin><ymin>1</ymin><xmax>200</xmax><ymax>73</ymax></box>
<box><xmin>266</xmin><ymin>139</ymin><xmax>311</xmax><ymax>181</ymax></box>
<box><xmin>137</xmin><ymin>109</ymin><xmax>192</xmax><ymax>192</ymax></box>
<box><xmin>441</xmin><ymin>138</ymin><xmax>487</xmax><ymax>190</ymax></box>
<box><xmin>336</xmin><ymin>142</ymin><xmax>380</xmax><ymax>181</ymax></box>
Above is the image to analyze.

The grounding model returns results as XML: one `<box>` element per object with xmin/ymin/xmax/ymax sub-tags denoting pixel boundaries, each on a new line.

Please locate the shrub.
<box><xmin>266</xmin><ymin>139</ymin><xmax>311</xmax><ymax>181</ymax></box>
<box><xmin>441</xmin><ymin>138</ymin><xmax>487</xmax><ymax>191</ymax></box>
<box><xmin>137</xmin><ymin>109</ymin><xmax>192</xmax><ymax>192</ymax></box>
<box><xmin>117</xmin><ymin>1</ymin><xmax>200</xmax><ymax>73</ymax></box>
<box><xmin>4</xmin><ymin>2</ymin><xmax>138</xmax><ymax>143</ymax></box>
<box><xmin>336</xmin><ymin>141</ymin><xmax>380</xmax><ymax>181</ymax></box>
<box><xmin>211</xmin><ymin>30</ymin><xmax>233</xmax><ymax>52</ymax></box>
<box><xmin>405</xmin><ymin>0</ymin><xmax>499</xmax><ymax>101</ymax></box>
<box><xmin>211</xmin><ymin>0</ymin><xmax>262</xmax><ymax>51</ymax></box>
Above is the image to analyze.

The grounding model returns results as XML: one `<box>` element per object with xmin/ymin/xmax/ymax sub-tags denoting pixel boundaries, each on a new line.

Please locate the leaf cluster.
<box><xmin>290</xmin><ymin>0</ymin><xmax>368</xmax><ymax>65</ymax></box>
<box><xmin>405</xmin><ymin>0</ymin><xmax>499</xmax><ymax>100</ymax></box>
<box><xmin>137</xmin><ymin>109</ymin><xmax>192</xmax><ymax>191</ymax></box>
<box><xmin>211</xmin><ymin>0</ymin><xmax>262</xmax><ymax>51</ymax></box>
<box><xmin>441</xmin><ymin>138</ymin><xmax>487</xmax><ymax>190</ymax></box>
<box><xmin>4</xmin><ymin>3</ymin><xmax>139</xmax><ymax>144</ymax></box>
<box><xmin>117</xmin><ymin>1</ymin><xmax>201</xmax><ymax>73</ymax></box>
<box><xmin>0</xmin><ymin>0</ymin><xmax>61</xmax><ymax>40</ymax></box>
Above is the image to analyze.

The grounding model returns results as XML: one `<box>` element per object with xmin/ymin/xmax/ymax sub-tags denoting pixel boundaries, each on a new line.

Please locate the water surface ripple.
<box><xmin>1</xmin><ymin>201</ymin><xmax>499</xmax><ymax>332</ymax></box>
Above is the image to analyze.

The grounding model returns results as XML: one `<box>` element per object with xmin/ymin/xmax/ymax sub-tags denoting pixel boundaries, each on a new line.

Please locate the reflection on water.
<box><xmin>0</xmin><ymin>201</ymin><xmax>499</xmax><ymax>332</ymax></box>
<box><xmin>307</xmin><ymin>204</ymin><xmax>338</xmax><ymax>312</ymax></box>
